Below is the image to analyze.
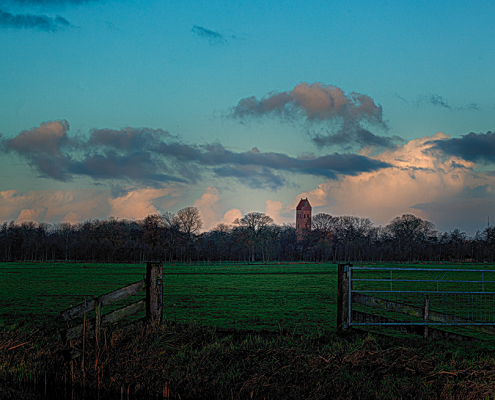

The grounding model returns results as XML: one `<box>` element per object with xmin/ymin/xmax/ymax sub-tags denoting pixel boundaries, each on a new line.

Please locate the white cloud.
<box><xmin>295</xmin><ymin>132</ymin><xmax>495</xmax><ymax>231</ymax></box>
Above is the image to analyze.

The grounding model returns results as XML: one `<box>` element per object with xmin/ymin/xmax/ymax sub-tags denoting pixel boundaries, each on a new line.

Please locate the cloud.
<box><xmin>192</xmin><ymin>188</ymin><xmax>250</xmax><ymax>231</ymax></box>
<box><xmin>0</xmin><ymin>186</ymin><xmax>180</xmax><ymax>224</ymax></box>
<box><xmin>411</xmin><ymin>197</ymin><xmax>495</xmax><ymax>234</ymax></box>
<box><xmin>310</xmin><ymin>122</ymin><xmax>405</xmax><ymax>150</ymax></box>
<box><xmin>217</xmin><ymin>208</ymin><xmax>242</xmax><ymax>226</ymax></box>
<box><xmin>265</xmin><ymin>199</ymin><xmax>294</xmax><ymax>225</ymax></box>
<box><xmin>427</xmin><ymin>131</ymin><xmax>495</xmax><ymax>164</ymax></box>
<box><xmin>3</xmin><ymin>120</ymin><xmax>69</xmax><ymax>155</ymax></box>
<box><xmin>426</xmin><ymin>94</ymin><xmax>451</xmax><ymax>109</ymax></box>
<box><xmin>2</xmin><ymin>120</ymin><xmax>391</xmax><ymax>190</ymax></box>
<box><xmin>108</xmin><ymin>187</ymin><xmax>176</xmax><ymax>220</ymax></box>
<box><xmin>294</xmin><ymin>132</ymin><xmax>495</xmax><ymax>233</ymax></box>
<box><xmin>461</xmin><ymin>103</ymin><xmax>480</xmax><ymax>111</ymax></box>
<box><xmin>0</xmin><ymin>122</ymin><xmax>187</xmax><ymax>184</ymax></box>
<box><xmin>1</xmin><ymin>120</ymin><xmax>73</xmax><ymax>181</ymax></box>
<box><xmin>191</xmin><ymin>25</ymin><xmax>233</xmax><ymax>45</ymax></box>
<box><xmin>232</xmin><ymin>82</ymin><xmax>384</xmax><ymax>123</ymax></box>
<box><xmin>61</xmin><ymin>211</ymin><xmax>81</xmax><ymax>224</ymax></box>
<box><xmin>396</xmin><ymin>92</ymin><xmax>480</xmax><ymax>112</ymax></box>
<box><xmin>86</xmin><ymin>126</ymin><xmax>173</xmax><ymax>151</ymax></box>
<box><xmin>16</xmin><ymin>208</ymin><xmax>47</xmax><ymax>223</ymax></box>
<box><xmin>193</xmin><ymin>187</ymin><xmax>221</xmax><ymax>230</ymax></box>
<box><xmin>231</xmin><ymin>82</ymin><xmax>396</xmax><ymax>150</ymax></box>
<box><xmin>0</xmin><ymin>9</ymin><xmax>71</xmax><ymax>31</ymax></box>
<box><xmin>0</xmin><ymin>188</ymin><xmax>111</xmax><ymax>223</ymax></box>
<box><xmin>212</xmin><ymin>165</ymin><xmax>287</xmax><ymax>190</ymax></box>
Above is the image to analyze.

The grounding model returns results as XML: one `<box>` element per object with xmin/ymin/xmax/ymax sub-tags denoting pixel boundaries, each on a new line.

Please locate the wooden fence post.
<box><xmin>423</xmin><ymin>296</ymin><xmax>430</xmax><ymax>338</ymax></box>
<box><xmin>146</xmin><ymin>262</ymin><xmax>163</xmax><ymax>325</ymax></box>
<box><xmin>95</xmin><ymin>299</ymin><xmax>101</xmax><ymax>345</ymax></box>
<box><xmin>337</xmin><ymin>263</ymin><xmax>351</xmax><ymax>331</ymax></box>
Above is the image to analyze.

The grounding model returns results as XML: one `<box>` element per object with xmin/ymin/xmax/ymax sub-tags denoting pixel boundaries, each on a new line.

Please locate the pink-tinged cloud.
<box><xmin>231</xmin><ymin>82</ymin><xmax>398</xmax><ymax>150</ymax></box>
<box><xmin>0</xmin><ymin>186</ymin><xmax>181</xmax><ymax>224</ymax></box>
<box><xmin>3</xmin><ymin>120</ymin><xmax>69</xmax><ymax>155</ymax></box>
<box><xmin>61</xmin><ymin>211</ymin><xmax>82</xmax><ymax>224</ymax></box>
<box><xmin>192</xmin><ymin>188</ymin><xmax>245</xmax><ymax>230</ymax></box>
<box><xmin>193</xmin><ymin>187</ymin><xmax>221</xmax><ymax>230</ymax></box>
<box><xmin>232</xmin><ymin>82</ymin><xmax>384</xmax><ymax>124</ymax></box>
<box><xmin>108</xmin><ymin>187</ymin><xmax>178</xmax><ymax>220</ymax></box>
<box><xmin>16</xmin><ymin>208</ymin><xmax>47</xmax><ymax>223</ymax></box>
<box><xmin>265</xmin><ymin>199</ymin><xmax>293</xmax><ymax>225</ymax></box>
<box><xmin>218</xmin><ymin>208</ymin><xmax>242</xmax><ymax>226</ymax></box>
<box><xmin>2</xmin><ymin>120</ymin><xmax>73</xmax><ymax>181</ymax></box>
<box><xmin>295</xmin><ymin>132</ymin><xmax>494</xmax><ymax>232</ymax></box>
<box><xmin>0</xmin><ymin>188</ymin><xmax>111</xmax><ymax>223</ymax></box>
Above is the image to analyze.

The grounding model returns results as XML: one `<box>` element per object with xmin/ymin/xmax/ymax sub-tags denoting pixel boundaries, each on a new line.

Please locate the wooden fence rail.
<box><xmin>60</xmin><ymin>262</ymin><xmax>162</xmax><ymax>357</ymax></box>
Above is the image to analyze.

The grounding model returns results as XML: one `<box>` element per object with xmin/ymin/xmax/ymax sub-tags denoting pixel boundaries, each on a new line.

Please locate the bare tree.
<box><xmin>386</xmin><ymin>214</ymin><xmax>437</xmax><ymax>261</ymax></box>
<box><xmin>234</xmin><ymin>212</ymin><xmax>274</xmax><ymax>262</ymax></box>
<box><xmin>312</xmin><ymin>213</ymin><xmax>335</xmax><ymax>232</ymax></box>
<box><xmin>174</xmin><ymin>206</ymin><xmax>203</xmax><ymax>239</ymax></box>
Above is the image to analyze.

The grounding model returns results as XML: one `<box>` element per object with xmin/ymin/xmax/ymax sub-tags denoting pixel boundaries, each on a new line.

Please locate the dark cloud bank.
<box><xmin>1</xmin><ymin>120</ymin><xmax>391</xmax><ymax>190</ymax></box>
<box><xmin>0</xmin><ymin>0</ymin><xmax>100</xmax><ymax>31</ymax></box>
<box><xmin>0</xmin><ymin>8</ymin><xmax>71</xmax><ymax>31</ymax></box>
<box><xmin>427</xmin><ymin>131</ymin><xmax>495</xmax><ymax>163</ymax></box>
<box><xmin>231</xmin><ymin>82</ymin><xmax>403</xmax><ymax>150</ymax></box>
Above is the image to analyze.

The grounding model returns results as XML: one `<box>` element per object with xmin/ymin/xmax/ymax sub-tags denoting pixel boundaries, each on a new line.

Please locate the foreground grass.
<box><xmin>2</xmin><ymin>320</ymin><xmax>495</xmax><ymax>399</ymax></box>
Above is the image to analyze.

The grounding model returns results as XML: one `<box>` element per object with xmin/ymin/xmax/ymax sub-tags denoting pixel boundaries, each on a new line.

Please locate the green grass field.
<box><xmin>0</xmin><ymin>262</ymin><xmax>339</xmax><ymax>333</ymax></box>
<box><xmin>2</xmin><ymin>261</ymin><xmax>495</xmax><ymax>337</ymax></box>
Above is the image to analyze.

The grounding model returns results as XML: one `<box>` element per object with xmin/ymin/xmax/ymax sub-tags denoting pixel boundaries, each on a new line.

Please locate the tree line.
<box><xmin>1</xmin><ymin>208</ymin><xmax>494</xmax><ymax>263</ymax></box>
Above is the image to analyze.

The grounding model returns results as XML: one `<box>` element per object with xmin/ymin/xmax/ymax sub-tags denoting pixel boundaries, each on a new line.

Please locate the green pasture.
<box><xmin>2</xmin><ymin>261</ymin><xmax>495</xmax><ymax>337</ymax></box>
<box><xmin>0</xmin><ymin>262</ymin><xmax>339</xmax><ymax>333</ymax></box>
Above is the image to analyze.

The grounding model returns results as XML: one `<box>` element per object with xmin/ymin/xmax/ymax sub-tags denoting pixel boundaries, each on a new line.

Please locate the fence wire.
<box><xmin>349</xmin><ymin>267</ymin><xmax>495</xmax><ymax>326</ymax></box>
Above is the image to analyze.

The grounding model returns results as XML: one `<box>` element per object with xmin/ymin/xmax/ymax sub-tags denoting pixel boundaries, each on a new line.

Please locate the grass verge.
<box><xmin>2</xmin><ymin>321</ymin><xmax>495</xmax><ymax>399</ymax></box>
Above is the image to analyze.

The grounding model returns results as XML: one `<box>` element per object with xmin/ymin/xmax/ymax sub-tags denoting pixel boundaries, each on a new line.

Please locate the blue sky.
<box><xmin>1</xmin><ymin>0</ymin><xmax>494</xmax><ymax>234</ymax></box>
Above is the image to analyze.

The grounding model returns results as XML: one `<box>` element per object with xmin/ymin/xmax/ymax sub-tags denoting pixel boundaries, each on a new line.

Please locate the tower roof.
<box><xmin>296</xmin><ymin>198</ymin><xmax>312</xmax><ymax>210</ymax></box>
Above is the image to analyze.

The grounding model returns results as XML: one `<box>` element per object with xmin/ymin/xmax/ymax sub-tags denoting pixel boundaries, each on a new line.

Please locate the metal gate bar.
<box><xmin>347</xmin><ymin>266</ymin><xmax>495</xmax><ymax>327</ymax></box>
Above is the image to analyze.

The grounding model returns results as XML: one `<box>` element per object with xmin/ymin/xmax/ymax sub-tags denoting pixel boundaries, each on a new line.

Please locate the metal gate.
<box><xmin>337</xmin><ymin>264</ymin><xmax>495</xmax><ymax>334</ymax></box>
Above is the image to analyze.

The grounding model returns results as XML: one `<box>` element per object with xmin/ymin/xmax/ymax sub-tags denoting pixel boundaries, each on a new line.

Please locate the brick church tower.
<box><xmin>296</xmin><ymin>198</ymin><xmax>312</xmax><ymax>236</ymax></box>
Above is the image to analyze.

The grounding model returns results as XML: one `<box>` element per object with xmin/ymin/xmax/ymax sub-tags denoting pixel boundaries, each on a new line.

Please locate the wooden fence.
<box><xmin>60</xmin><ymin>262</ymin><xmax>163</xmax><ymax>358</ymax></box>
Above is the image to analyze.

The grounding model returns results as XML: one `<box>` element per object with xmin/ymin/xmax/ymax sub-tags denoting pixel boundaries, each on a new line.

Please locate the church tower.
<box><xmin>296</xmin><ymin>198</ymin><xmax>312</xmax><ymax>236</ymax></box>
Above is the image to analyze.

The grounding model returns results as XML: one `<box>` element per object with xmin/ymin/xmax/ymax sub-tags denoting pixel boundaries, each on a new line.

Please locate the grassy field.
<box><xmin>0</xmin><ymin>261</ymin><xmax>339</xmax><ymax>333</ymax></box>
<box><xmin>3</xmin><ymin>261</ymin><xmax>495</xmax><ymax>399</ymax></box>
<box><xmin>2</xmin><ymin>261</ymin><xmax>495</xmax><ymax>334</ymax></box>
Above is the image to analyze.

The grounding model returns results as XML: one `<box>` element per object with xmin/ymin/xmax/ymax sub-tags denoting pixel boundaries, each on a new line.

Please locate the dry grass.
<box><xmin>3</xmin><ymin>321</ymin><xmax>495</xmax><ymax>399</ymax></box>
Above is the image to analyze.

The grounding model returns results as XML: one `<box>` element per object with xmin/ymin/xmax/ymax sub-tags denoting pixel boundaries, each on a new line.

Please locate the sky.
<box><xmin>1</xmin><ymin>0</ymin><xmax>494</xmax><ymax>235</ymax></box>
